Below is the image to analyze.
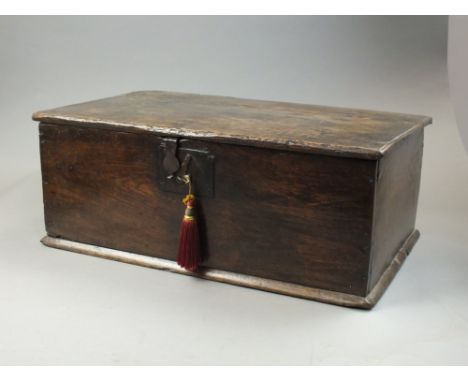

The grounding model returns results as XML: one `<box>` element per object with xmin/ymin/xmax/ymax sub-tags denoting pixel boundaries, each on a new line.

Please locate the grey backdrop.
<box><xmin>449</xmin><ymin>16</ymin><xmax>468</xmax><ymax>153</ymax></box>
<box><xmin>1</xmin><ymin>16</ymin><xmax>468</xmax><ymax>365</ymax></box>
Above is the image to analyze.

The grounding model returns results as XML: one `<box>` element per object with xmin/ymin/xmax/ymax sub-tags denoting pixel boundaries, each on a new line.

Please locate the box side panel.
<box><xmin>40</xmin><ymin>123</ymin><xmax>375</xmax><ymax>296</ymax></box>
<box><xmin>368</xmin><ymin>129</ymin><xmax>424</xmax><ymax>291</ymax></box>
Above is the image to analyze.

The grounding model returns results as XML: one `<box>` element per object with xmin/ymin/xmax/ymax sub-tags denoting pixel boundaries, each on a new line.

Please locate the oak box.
<box><xmin>33</xmin><ymin>91</ymin><xmax>431</xmax><ymax>308</ymax></box>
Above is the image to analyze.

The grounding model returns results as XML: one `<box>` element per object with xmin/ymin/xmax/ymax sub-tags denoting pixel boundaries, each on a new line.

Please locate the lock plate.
<box><xmin>158</xmin><ymin>140</ymin><xmax>215</xmax><ymax>198</ymax></box>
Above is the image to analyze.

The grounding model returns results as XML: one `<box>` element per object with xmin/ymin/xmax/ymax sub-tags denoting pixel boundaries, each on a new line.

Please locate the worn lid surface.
<box><xmin>33</xmin><ymin>90</ymin><xmax>431</xmax><ymax>159</ymax></box>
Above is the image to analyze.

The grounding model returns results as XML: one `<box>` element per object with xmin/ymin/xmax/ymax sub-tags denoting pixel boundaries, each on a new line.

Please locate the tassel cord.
<box><xmin>177</xmin><ymin>174</ymin><xmax>202</xmax><ymax>272</ymax></box>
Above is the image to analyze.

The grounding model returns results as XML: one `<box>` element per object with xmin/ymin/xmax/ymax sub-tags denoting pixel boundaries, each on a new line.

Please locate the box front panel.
<box><xmin>40</xmin><ymin>123</ymin><xmax>375</xmax><ymax>296</ymax></box>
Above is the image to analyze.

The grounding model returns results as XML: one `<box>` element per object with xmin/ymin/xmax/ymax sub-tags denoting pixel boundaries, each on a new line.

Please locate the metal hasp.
<box><xmin>161</xmin><ymin>138</ymin><xmax>180</xmax><ymax>178</ymax></box>
<box><xmin>158</xmin><ymin>138</ymin><xmax>215</xmax><ymax>198</ymax></box>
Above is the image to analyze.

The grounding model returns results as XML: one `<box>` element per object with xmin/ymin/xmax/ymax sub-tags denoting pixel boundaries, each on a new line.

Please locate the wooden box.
<box><xmin>33</xmin><ymin>91</ymin><xmax>431</xmax><ymax>308</ymax></box>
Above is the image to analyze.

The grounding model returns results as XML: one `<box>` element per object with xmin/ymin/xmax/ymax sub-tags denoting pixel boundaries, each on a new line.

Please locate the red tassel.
<box><xmin>177</xmin><ymin>194</ymin><xmax>201</xmax><ymax>272</ymax></box>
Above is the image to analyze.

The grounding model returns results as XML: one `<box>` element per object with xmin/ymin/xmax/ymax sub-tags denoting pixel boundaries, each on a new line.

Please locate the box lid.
<box><xmin>33</xmin><ymin>90</ymin><xmax>431</xmax><ymax>159</ymax></box>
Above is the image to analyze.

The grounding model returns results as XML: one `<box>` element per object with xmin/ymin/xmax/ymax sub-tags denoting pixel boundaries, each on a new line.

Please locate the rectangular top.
<box><xmin>33</xmin><ymin>90</ymin><xmax>431</xmax><ymax>159</ymax></box>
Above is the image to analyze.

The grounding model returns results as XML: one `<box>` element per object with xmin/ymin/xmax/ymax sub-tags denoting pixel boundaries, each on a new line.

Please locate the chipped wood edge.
<box><xmin>32</xmin><ymin>90</ymin><xmax>432</xmax><ymax>160</ymax></box>
<box><xmin>32</xmin><ymin>117</ymin><xmax>432</xmax><ymax>162</ymax></box>
<box><xmin>34</xmin><ymin>117</ymin><xmax>384</xmax><ymax>160</ymax></box>
<box><xmin>40</xmin><ymin>229</ymin><xmax>419</xmax><ymax>309</ymax></box>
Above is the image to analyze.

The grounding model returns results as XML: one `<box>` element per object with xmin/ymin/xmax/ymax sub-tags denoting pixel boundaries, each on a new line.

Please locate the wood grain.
<box><xmin>40</xmin><ymin>123</ymin><xmax>376</xmax><ymax>296</ymax></box>
<box><xmin>33</xmin><ymin>90</ymin><xmax>432</xmax><ymax>160</ymax></box>
<box><xmin>368</xmin><ymin>129</ymin><xmax>424</xmax><ymax>290</ymax></box>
